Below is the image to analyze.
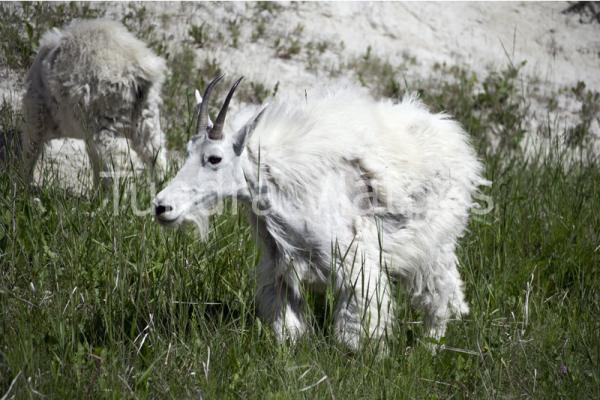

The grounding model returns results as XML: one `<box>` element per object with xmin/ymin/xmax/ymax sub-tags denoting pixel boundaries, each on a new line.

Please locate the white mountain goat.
<box><xmin>153</xmin><ymin>76</ymin><xmax>485</xmax><ymax>351</ymax></box>
<box><xmin>21</xmin><ymin>19</ymin><xmax>167</xmax><ymax>184</ymax></box>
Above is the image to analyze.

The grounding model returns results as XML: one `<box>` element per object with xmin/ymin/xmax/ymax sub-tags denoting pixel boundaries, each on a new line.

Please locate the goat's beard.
<box><xmin>184</xmin><ymin>209</ymin><xmax>210</xmax><ymax>241</ymax></box>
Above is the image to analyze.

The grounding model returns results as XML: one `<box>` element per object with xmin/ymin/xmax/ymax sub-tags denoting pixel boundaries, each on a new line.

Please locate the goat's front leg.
<box><xmin>20</xmin><ymin>96</ymin><xmax>49</xmax><ymax>185</ymax></box>
<box><xmin>130</xmin><ymin>105</ymin><xmax>167</xmax><ymax>180</ymax></box>
<box><xmin>84</xmin><ymin>131</ymin><xmax>114</xmax><ymax>189</ymax></box>
<box><xmin>255</xmin><ymin>255</ymin><xmax>308</xmax><ymax>344</ymax></box>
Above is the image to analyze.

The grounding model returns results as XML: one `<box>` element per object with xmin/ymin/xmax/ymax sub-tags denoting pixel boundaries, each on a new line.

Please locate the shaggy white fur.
<box><xmin>154</xmin><ymin>82</ymin><xmax>486</xmax><ymax>351</ymax></box>
<box><xmin>21</xmin><ymin>19</ymin><xmax>167</xmax><ymax>184</ymax></box>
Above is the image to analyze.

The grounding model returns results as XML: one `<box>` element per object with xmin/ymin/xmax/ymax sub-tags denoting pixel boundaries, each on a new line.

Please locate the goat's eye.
<box><xmin>207</xmin><ymin>155</ymin><xmax>222</xmax><ymax>165</ymax></box>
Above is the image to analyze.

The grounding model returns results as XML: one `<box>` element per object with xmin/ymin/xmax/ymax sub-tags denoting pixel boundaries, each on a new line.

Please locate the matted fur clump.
<box><xmin>154</xmin><ymin>77</ymin><xmax>486</xmax><ymax>351</ymax></box>
<box><xmin>21</xmin><ymin>19</ymin><xmax>167</xmax><ymax>184</ymax></box>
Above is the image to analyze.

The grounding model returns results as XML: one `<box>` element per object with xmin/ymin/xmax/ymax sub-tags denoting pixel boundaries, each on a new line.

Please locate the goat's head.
<box><xmin>153</xmin><ymin>75</ymin><xmax>262</xmax><ymax>234</ymax></box>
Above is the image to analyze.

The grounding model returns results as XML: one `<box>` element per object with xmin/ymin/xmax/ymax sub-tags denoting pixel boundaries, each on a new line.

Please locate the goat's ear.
<box><xmin>233</xmin><ymin>105</ymin><xmax>268</xmax><ymax>156</ymax></box>
<box><xmin>194</xmin><ymin>89</ymin><xmax>213</xmax><ymax>129</ymax></box>
<box><xmin>135</xmin><ymin>77</ymin><xmax>151</xmax><ymax>102</ymax></box>
<box><xmin>132</xmin><ymin>77</ymin><xmax>151</xmax><ymax>117</ymax></box>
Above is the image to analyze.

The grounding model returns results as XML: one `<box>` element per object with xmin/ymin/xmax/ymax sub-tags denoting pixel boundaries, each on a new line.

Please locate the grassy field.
<box><xmin>1</xmin><ymin>3</ymin><xmax>600</xmax><ymax>399</ymax></box>
<box><xmin>2</xmin><ymin>138</ymin><xmax>599</xmax><ymax>399</ymax></box>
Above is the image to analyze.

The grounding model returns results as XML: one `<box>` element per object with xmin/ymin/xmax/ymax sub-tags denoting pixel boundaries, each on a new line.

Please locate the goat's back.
<box><xmin>248</xmin><ymin>88</ymin><xmax>484</xmax><ymax>204</ymax></box>
<box><xmin>38</xmin><ymin>19</ymin><xmax>165</xmax><ymax>88</ymax></box>
<box><xmin>246</xmin><ymin>88</ymin><xmax>486</xmax><ymax>283</ymax></box>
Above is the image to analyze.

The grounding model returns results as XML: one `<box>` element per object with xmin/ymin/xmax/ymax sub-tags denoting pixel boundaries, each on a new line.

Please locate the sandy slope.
<box><xmin>1</xmin><ymin>1</ymin><xmax>598</xmax><ymax>191</ymax></box>
<box><xmin>124</xmin><ymin>2</ymin><xmax>598</xmax><ymax>94</ymax></box>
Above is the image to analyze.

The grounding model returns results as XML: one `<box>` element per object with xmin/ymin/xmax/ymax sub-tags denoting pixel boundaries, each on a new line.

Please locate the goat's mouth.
<box><xmin>155</xmin><ymin>213</ymin><xmax>182</xmax><ymax>227</ymax></box>
<box><xmin>153</xmin><ymin>194</ymin><xmax>216</xmax><ymax>230</ymax></box>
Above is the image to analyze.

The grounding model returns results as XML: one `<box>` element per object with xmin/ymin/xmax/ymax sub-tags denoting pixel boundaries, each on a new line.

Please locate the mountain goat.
<box><xmin>154</xmin><ymin>76</ymin><xmax>486</xmax><ymax>351</ymax></box>
<box><xmin>21</xmin><ymin>19</ymin><xmax>167</xmax><ymax>184</ymax></box>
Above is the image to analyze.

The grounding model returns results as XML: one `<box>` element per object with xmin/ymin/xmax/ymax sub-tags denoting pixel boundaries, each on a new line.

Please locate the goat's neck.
<box><xmin>238</xmin><ymin>146</ymin><xmax>306</xmax><ymax>262</ymax></box>
<box><xmin>238</xmin><ymin>146</ymin><xmax>269</xmax><ymax>207</ymax></box>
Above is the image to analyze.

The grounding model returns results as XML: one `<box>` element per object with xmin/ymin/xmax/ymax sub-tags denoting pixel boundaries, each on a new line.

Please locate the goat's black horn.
<box><xmin>210</xmin><ymin>76</ymin><xmax>243</xmax><ymax>140</ymax></box>
<box><xmin>197</xmin><ymin>74</ymin><xmax>224</xmax><ymax>136</ymax></box>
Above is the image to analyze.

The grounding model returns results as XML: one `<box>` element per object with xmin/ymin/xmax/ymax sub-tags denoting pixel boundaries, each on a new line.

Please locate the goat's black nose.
<box><xmin>155</xmin><ymin>204</ymin><xmax>173</xmax><ymax>216</ymax></box>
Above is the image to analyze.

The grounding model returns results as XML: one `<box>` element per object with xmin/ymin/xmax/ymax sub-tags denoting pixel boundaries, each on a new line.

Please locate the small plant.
<box><xmin>251</xmin><ymin>17</ymin><xmax>267</xmax><ymax>42</ymax></box>
<box><xmin>198</xmin><ymin>57</ymin><xmax>223</xmax><ymax>87</ymax></box>
<box><xmin>273</xmin><ymin>24</ymin><xmax>304</xmax><ymax>60</ymax></box>
<box><xmin>227</xmin><ymin>18</ymin><xmax>241</xmax><ymax>48</ymax></box>
<box><xmin>121</xmin><ymin>3</ymin><xmax>150</xmax><ymax>39</ymax></box>
<box><xmin>401</xmin><ymin>50</ymin><xmax>417</xmax><ymax>66</ymax></box>
<box><xmin>121</xmin><ymin>3</ymin><xmax>167</xmax><ymax>56</ymax></box>
<box><xmin>562</xmin><ymin>1</ymin><xmax>600</xmax><ymax>24</ymax></box>
<box><xmin>248</xmin><ymin>81</ymin><xmax>270</xmax><ymax>104</ymax></box>
<box><xmin>250</xmin><ymin>1</ymin><xmax>281</xmax><ymax>43</ymax></box>
<box><xmin>417</xmin><ymin>62</ymin><xmax>530</xmax><ymax>155</ymax></box>
<box><xmin>476</xmin><ymin>62</ymin><xmax>529</xmax><ymax>152</ymax></box>
<box><xmin>347</xmin><ymin>46</ymin><xmax>403</xmax><ymax>99</ymax></box>
<box><xmin>253</xmin><ymin>1</ymin><xmax>283</xmax><ymax>15</ymax></box>
<box><xmin>565</xmin><ymin>81</ymin><xmax>600</xmax><ymax>148</ymax></box>
<box><xmin>189</xmin><ymin>22</ymin><xmax>209</xmax><ymax>48</ymax></box>
<box><xmin>305</xmin><ymin>40</ymin><xmax>332</xmax><ymax>71</ymax></box>
<box><xmin>237</xmin><ymin>80</ymin><xmax>278</xmax><ymax>104</ymax></box>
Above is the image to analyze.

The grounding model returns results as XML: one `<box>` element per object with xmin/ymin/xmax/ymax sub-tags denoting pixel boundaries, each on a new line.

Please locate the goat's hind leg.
<box><xmin>333</xmin><ymin>258</ymin><xmax>394</xmax><ymax>352</ymax></box>
<box><xmin>255</xmin><ymin>255</ymin><xmax>308</xmax><ymax>344</ymax></box>
<box><xmin>414</xmin><ymin>250</ymin><xmax>469</xmax><ymax>344</ymax></box>
<box><xmin>20</xmin><ymin>95</ymin><xmax>50</xmax><ymax>185</ymax></box>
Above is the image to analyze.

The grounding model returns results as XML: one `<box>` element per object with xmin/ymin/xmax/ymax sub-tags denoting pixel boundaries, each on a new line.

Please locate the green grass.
<box><xmin>1</xmin><ymin>140</ymin><xmax>598</xmax><ymax>398</ymax></box>
<box><xmin>1</xmin><ymin>2</ymin><xmax>600</xmax><ymax>398</ymax></box>
<box><xmin>2</xmin><ymin>82</ymin><xmax>600</xmax><ymax>398</ymax></box>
